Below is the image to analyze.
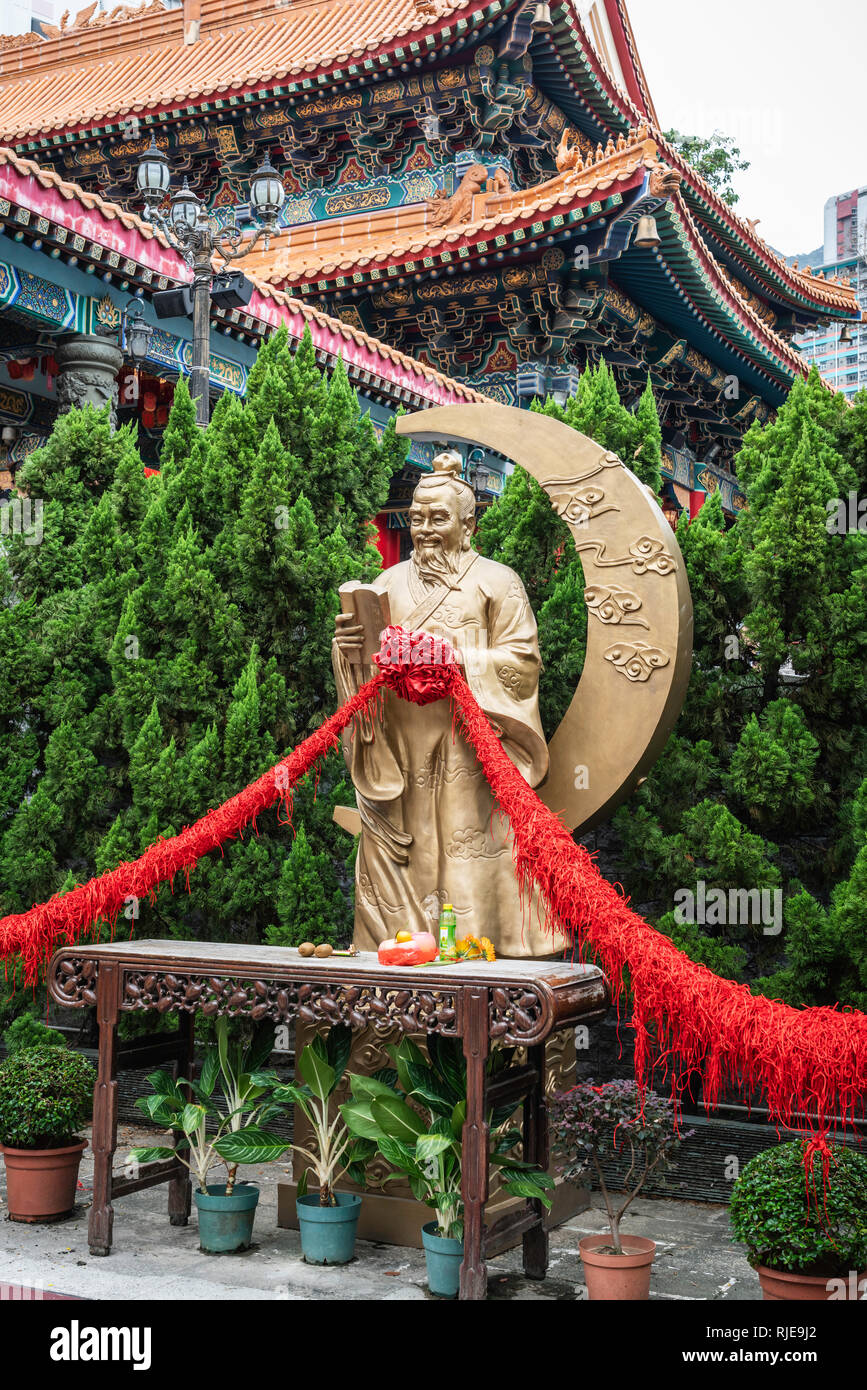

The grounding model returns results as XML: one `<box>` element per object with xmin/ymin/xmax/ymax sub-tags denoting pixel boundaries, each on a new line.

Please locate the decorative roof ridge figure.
<box><xmin>426</xmin><ymin>163</ymin><xmax>511</xmax><ymax>229</ymax></box>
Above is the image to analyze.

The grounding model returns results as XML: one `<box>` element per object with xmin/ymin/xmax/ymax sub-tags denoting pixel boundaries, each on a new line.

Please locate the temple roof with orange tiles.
<box><xmin>0</xmin><ymin>0</ymin><xmax>861</xmax><ymax>498</ymax></box>
<box><xmin>0</xmin><ymin>141</ymin><xmax>484</xmax><ymax>410</ymax></box>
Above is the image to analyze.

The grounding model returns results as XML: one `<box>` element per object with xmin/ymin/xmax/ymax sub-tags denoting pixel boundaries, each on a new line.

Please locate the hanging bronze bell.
<box><xmin>532</xmin><ymin>3</ymin><xmax>554</xmax><ymax>30</ymax></box>
<box><xmin>634</xmin><ymin>215</ymin><xmax>662</xmax><ymax>250</ymax></box>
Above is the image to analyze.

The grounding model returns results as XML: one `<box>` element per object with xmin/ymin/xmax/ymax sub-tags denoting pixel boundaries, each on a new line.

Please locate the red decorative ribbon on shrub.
<box><xmin>0</xmin><ymin>679</ymin><xmax>384</xmax><ymax>986</ymax></box>
<box><xmin>1</xmin><ymin>626</ymin><xmax>865</xmax><ymax>1155</ymax></box>
<box><xmin>444</xmin><ymin>670</ymin><xmax>867</xmax><ymax>1148</ymax></box>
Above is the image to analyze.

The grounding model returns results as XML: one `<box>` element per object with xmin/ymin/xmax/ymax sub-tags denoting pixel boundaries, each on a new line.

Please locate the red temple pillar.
<box><xmin>374</xmin><ymin>513</ymin><xmax>401</xmax><ymax>569</ymax></box>
<box><xmin>689</xmin><ymin>489</ymin><xmax>708</xmax><ymax>520</ymax></box>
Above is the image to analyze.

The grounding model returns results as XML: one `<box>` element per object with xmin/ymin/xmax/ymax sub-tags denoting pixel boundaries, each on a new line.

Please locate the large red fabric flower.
<box><xmin>373</xmin><ymin>624</ymin><xmax>459</xmax><ymax>705</ymax></box>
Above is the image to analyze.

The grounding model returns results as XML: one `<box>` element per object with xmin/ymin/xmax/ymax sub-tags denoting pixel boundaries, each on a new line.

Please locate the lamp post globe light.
<box><xmin>135</xmin><ymin>138</ymin><xmax>286</xmax><ymax>426</ymax></box>
<box><xmin>170</xmin><ymin>177</ymin><xmax>201</xmax><ymax>232</ymax></box>
<box><xmin>249</xmin><ymin>155</ymin><xmax>286</xmax><ymax>225</ymax></box>
<box><xmin>136</xmin><ymin>135</ymin><xmax>171</xmax><ymax>202</ymax></box>
<box><xmin>122</xmin><ymin>299</ymin><xmax>154</xmax><ymax>368</ymax></box>
<box><xmin>466</xmin><ymin>446</ymin><xmax>492</xmax><ymax>501</ymax></box>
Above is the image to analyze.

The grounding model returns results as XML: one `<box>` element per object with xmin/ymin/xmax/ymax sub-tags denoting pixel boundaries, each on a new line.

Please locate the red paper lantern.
<box><xmin>7</xmin><ymin>358</ymin><xmax>35</xmax><ymax>381</ymax></box>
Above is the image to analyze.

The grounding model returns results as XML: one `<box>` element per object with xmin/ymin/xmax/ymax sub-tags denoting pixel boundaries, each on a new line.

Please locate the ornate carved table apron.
<box><xmin>48</xmin><ymin>940</ymin><xmax>609</xmax><ymax>1301</ymax></box>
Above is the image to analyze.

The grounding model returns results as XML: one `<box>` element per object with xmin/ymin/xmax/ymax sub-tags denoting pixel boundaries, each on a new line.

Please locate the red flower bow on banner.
<box><xmin>373</xmin><ymin>624</ymin><xmax>459</xmax><ymax>705</ymax></box>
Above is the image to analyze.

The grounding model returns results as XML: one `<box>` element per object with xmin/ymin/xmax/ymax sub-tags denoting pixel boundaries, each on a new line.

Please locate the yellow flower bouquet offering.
<box><xmin>454</xmin><ymin>935</ymin><xmax>496</xmax><ymax>962</ymax></box>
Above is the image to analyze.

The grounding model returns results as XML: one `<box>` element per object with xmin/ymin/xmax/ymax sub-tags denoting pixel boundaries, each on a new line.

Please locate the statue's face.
<box><xmin>409</xmin><ymin>482</ymin><xmax>469</xmax><ymax>563</ymax></box>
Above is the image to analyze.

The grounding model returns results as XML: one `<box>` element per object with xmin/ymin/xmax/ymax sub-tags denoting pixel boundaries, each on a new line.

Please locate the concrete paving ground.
<box><xmin>0</xmin><ymin>1124</ymin><xmax>761</xmax><ymax>1301</ymax></box>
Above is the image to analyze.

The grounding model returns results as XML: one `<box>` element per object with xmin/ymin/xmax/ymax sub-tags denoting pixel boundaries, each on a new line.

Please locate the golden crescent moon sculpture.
<box><xmin>396</xmin><ymin>403</ymin><xmax>694</xmax><ymax>833</ymax></box>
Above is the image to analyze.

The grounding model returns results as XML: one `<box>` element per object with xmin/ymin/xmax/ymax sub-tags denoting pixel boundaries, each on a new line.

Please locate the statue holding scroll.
<box><xmin>333</xmin><ymin>450</ymin><xmax>552</xmax><ymax>958</ymax></box>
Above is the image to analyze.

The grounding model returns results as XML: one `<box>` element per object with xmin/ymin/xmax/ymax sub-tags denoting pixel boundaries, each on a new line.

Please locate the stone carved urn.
<box><xmin>55</xmin><ymin>334</ymin><xmax>124</xmax><ymax>426</ymax></box>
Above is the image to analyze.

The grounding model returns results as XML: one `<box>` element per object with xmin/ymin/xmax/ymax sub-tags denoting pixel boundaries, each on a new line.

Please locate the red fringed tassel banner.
<box><xmin>0</xmin><ymin>676</ymin><xmax>385</xmax><ymax>985</ymax></box>
<box><xmin>443</xmin><ymin>666</ymin><xmax>867</xmax><ymax>1145</ymax></box>
<box><xmin>1</xmin><ymin>627</ymin><xmax>865</xmax><ymax>1155</ymax></box>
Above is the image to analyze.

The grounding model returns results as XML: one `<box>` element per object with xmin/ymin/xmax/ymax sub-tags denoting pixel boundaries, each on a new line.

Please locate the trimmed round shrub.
<box><xmin>3</xmin><ymin>1014</ymin><xmax>66</xmax><ymax>1055</ymax></box>
<box><xmin>0</xmin><ymin>1045</ymin><xmax>95</xmax><ymax>1149</ymax></box>
<box><xmin>730</xmin><ymin>1141</ymin><xmax>867</xmax><ymax>1276</ymax></box>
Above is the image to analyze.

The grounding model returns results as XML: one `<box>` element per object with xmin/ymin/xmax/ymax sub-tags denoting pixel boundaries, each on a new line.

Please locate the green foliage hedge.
<box><xmin>730</xmin><ymin>1142</ymin><xmax>867</xmax><ymax>1275</ymax></box>
<box><xmin>477</xmin><ymin>366</ymin><xmax>867</xmax><ymax>1009</ymax></box>
<box><xmin>0</xmin><ymin>327</ymin><xmax>405</xmax><ymax>1017</ymax></box>
<box><xmin>0</xmin><ymin>1045</ymin><xmax>95</xmax><ymax>1149</ymax></box>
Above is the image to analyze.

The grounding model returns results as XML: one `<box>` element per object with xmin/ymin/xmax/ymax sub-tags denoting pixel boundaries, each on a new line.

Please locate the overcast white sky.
<box><xmin>625</xmin><ymin>0</ymin><xmax>866</xmax><ymax>257</ymax></box>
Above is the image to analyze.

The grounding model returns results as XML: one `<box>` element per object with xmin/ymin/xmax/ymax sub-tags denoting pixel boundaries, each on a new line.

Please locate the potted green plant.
<box><xmin>129</xmin><ymin>1018</ymin><xmax>290</xmax><ymax>1253</ymax></box>
<box><xmin>342</xmin><ymin>1035</ymin><xmax>555</xmax><ymax>1298</ymax></box>
<box><xmin>0</xmin><ymin>1044</ymin><xmax>96</xmax><ymax>1222</ymax></box>
<box><xmin>272</xmin><ymin>1025</ymin><xmax>370</xmax><ymax>1266</ymax></box>
<box><xmin>730</xmin><ymin>1140</ymin><xmax>867</xmax><ymax>1300</ymax></box>
<box><xmin>550</xmin><ymin>1079</ymin><xmax>689</xmax><ymax>1300</ymax></box>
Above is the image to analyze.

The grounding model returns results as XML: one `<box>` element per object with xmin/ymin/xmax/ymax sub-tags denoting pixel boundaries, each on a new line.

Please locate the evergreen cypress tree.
<box><xmin>477</xmin><ymin>360</ymin><xmax>867</xmax><ymax>1009</ymax></box>
<box><xmin>266</xmin><ymin>823</ymin><xmax>346</xmax><ymax>949</ymax></box>
<box><xmin>158</xmin><ymin>374</ymin><xmax>199</xmax><ymax>478</ymax></box>
<box><xmin>837</xmin><ymin>389</ymin><xmax>867</xmax><ymax>494</ymax></box>
<box><xmin>628</xmin><ymin>377</ymin><xmax>664</xmax><ymax>493</ymax></box>
<box><xmin>0</xmin><ymin>327</ymin><xmax>404</xmax><ymax>1013</ymax></box>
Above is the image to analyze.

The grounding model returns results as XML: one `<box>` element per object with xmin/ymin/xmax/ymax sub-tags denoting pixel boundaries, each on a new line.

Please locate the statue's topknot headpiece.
<box><xmin>419</xmin><ymin>448</ymin><xmax>474</xmax><ymax>495</ymax></box>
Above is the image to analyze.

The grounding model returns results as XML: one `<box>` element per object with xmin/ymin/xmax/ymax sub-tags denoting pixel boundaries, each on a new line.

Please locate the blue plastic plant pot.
<box><xmin>296</xmin><ymin>1192</ymin><xmax>362</xmax><ymax>1265</ymax></box>
<box><xmin>194</xmin><ymin>1183</ymin><xmax>260</xmax><ymax>1253</ymax></box>
<box><xmin>421</xmin><ymin>1220</ymin><xmax>464</xmax><ymax>1298</ymax></box>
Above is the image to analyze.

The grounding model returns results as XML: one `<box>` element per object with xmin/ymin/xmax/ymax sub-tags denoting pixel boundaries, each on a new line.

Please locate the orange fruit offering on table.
<box><xmin>377</xmin><ymin>932</ymin><xmax>438</xmax><ymax>966</ymax></box>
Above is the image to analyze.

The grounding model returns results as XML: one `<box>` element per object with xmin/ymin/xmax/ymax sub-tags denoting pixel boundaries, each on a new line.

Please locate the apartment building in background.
<box><xmin>795</xmin><ymin>187</ymin><xmax>867</xmax><ymax>400</ymax></box>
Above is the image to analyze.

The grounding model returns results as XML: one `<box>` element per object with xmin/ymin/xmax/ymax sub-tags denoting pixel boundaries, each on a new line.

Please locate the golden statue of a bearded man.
<box><xmin>333</xmin><ymin>450</ymin><xmax>553</xmax><ymax>958</ymax></box>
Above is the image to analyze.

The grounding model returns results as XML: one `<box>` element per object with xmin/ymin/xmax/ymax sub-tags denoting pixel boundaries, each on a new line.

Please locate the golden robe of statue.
<box><xmin>333</xmin><ymin>452</ymin><xmax>556</xmax><ymax>959</ymax></box>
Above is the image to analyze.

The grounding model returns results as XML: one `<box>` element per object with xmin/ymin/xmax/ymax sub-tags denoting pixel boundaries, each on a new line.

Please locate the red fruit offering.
<box><xmin>377</xmin><ymin>932</ymin><xmax>438</xmax><ymax>966</ymax></box>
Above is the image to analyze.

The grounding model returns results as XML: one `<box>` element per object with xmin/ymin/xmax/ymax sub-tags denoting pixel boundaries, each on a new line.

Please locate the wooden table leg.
<box><xmin>88</xmin><ymin>963</ymin><xmax>119</xmax><ymax>1256</ymax></box>
<box><xmin>522</xmin><ymin>1040</ymin><xmax>549</xmax><ymax>1280</ymax></box>
<box><xmin>460</xmin><ymin>988</ymin><xmax>490</xmax><ymax>1301</ymax></box>
<box><xmin>169</xmin><ymin>1011</ymin><xmax>194</xmax><ymax>1227</ymax></box>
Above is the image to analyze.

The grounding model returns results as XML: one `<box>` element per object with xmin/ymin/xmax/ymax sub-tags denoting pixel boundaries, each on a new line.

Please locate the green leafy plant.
<box><xmin>3</xmin><ymin>1014</ymin><xmax>66</xmax><ymax>1055</ymax></box>
<box><xmin>664</xmin><ymin>128</ymin><xmax>750</xmax><ymax>205</ymax></box>
<box><xmin>729</xmin><ymin>1141</ymin><xmax>867</xmax><ymax>1276</ymax></box>
<box><xmin>0</xmin><ymin>1044</ymin><xmax>95</xmax><ymax>1149</ymax></box>
<box><xmin>341</xmin><ymin>1036</ymin><xmax>554</xmax><ymax>1241</ymax></box>
<box><xmin>550</xmin><ymin>1080</ymin><xmax>690</xmax><ymax>1255</ymax></box>
<box><xmin>128</xmin><ymin>1018</ymin><xmax>289</xmax><ymax>1193</ymax></box>
<box><xmin>272</xmin><ymin>1025</ymin><xmax>370</xmax><ymax>1207</ymax></box>
<box><xmin>0</xmin><ymin>326</ymin><xmax>405</xmax><ymax>1035</ymax></box>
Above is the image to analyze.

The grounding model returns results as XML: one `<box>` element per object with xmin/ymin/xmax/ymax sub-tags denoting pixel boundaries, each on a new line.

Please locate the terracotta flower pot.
<box><xmin>579</xmin><ymin>1234</ymin><xmax>656</xmax><ymax>1300</ymax></box>
<box><xmin>1</xmin><ymin>1140</ymin><xmax>87</xmax><ymax>1223</ymax></box>
<box><xmin>757</xmin><ymin>1264</ymin><xmax>867</xmax><ymax>1301</ymax></box>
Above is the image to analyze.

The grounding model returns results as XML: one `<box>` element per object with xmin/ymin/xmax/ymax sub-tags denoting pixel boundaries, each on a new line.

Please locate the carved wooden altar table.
<box><xmin>48</xmin><ymin>940</ymin><xmax>609</xmax><ymax>1300</ymax></box>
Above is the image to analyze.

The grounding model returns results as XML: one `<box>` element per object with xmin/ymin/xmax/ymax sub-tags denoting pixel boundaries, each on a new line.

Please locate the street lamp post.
<box><xmin>122</xmin><ymin>299</ymin><xmax>154</xmax><ymax>370</ymax></box>
<box><xmin>135</xmin><ymin>136</ymin><xmax>286</xmax><ymax>426</ymax></box>
<box><xmin>466</xmin><ymin>447</ymin><xmax>492</xmax><ymax>504</ymax></box>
